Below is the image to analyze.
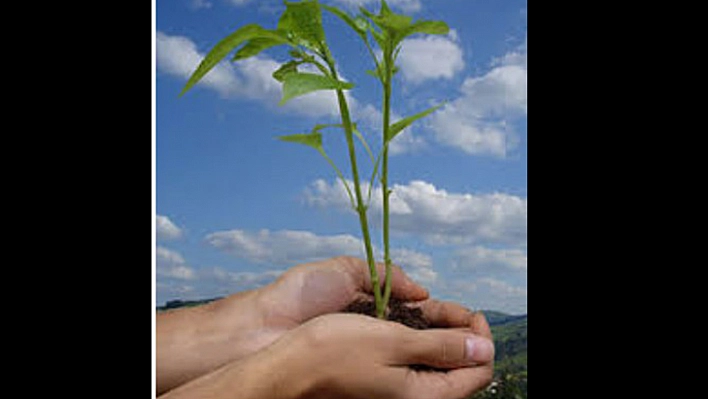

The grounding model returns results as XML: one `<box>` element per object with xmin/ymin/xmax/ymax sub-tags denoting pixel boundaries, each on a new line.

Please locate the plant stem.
<box><xmin>326</xmin><ymin>60</ymin><xmax>384</xmax><ymax>318</ymax></box>
<box><xmin>380</xmin><ymin>49</ymin><xmax>394</xmax><ymax>312</ymax></box>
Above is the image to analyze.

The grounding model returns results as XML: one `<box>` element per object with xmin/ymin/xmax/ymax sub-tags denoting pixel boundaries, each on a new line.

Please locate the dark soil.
<box><xmin>343</xmin><ymin>297</ymin><xmax>441</xmax><ymax>372</ymax></box>
<box><xmin>343</xmin><ymin>297</ymin><xmax>430</xmax><ymax>329</ymax></box>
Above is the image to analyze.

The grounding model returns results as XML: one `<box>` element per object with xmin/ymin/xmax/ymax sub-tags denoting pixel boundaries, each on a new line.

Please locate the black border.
<box><xmin>53</xmin><ymin>2</ymin><xmax>153</xmax><ymax>396</ymax></box>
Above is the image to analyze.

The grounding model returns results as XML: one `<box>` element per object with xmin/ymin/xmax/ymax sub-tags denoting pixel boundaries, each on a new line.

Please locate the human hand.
<box><xmin>161</xmin><ymin>312</ymin><xmax>494</xmax><ymax>399</ymax></box>
<box><xmin>158</xmin><ymin>256</ymin><xmax>428</xmax><ymax>394</ymax></box>
<box><xmin>216</xmin><ymin>256</ymin><xmax>430</xmax><ymax>355</ymax></box>
<box><xmin>257</xmin><ymin>255</ymin><xmax>430</xmax><ymax>323</ymax></box>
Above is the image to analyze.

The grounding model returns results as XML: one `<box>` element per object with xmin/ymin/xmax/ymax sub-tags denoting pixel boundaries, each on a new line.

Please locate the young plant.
<box><xmin>180</xmin><ymin>0</ymin><xmax>448</xmax><ymax>320</ymax></box>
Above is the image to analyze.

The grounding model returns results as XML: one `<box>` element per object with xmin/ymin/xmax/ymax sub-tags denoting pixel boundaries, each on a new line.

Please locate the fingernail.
<box><xmin>465</xmin><ymin>336</ymin><xmax>494</xmax><ymax>364</ymax></box>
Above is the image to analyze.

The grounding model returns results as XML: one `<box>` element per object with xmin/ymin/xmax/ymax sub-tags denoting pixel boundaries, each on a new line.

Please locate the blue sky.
<box><xmin>155</xmin><ymin>0</ymin><xmax>527</xmax><ymax>314</ymax></box>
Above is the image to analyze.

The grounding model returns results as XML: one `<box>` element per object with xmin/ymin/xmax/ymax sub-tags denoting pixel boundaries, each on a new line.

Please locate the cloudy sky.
<box><xmin>155</xmin><ymin>0</ymin><xmax>527</xmax><ymax>314</ymax></box>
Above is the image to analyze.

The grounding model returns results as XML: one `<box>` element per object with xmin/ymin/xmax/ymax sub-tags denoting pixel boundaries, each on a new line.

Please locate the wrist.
<box><xmin>247</xmin><ymin>336</ymin><xmax>316</xmax><ymax>399</ymax></box>
<box><xmin>157</xmin><ymin>288</ymin><xmax>269</xmax><ymax>394</ymax></box>
<box><xmin>203</xmin><ymin>289</ymin><xmax>272</xmax><ymax>358</ymax></box>
<box><xmin>160</xmin><ymin>345</ymin><xmax>310</xmax><ymax>399</ymax></box>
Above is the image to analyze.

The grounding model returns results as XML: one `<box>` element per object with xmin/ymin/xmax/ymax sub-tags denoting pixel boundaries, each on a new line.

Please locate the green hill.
<box><xmin>472</xmin><ymin>311</ymin><xmax>527</xmax><ymax>399</ymax></box>
<box><xmin>485</xmin><ymin>311</ymin><xmax>527</xmax><ymax>373</ymax></box>
<box><xmin>157</xmin><ymin>297</ymin><xmax>220</xmax><ymax>311</ymax></box>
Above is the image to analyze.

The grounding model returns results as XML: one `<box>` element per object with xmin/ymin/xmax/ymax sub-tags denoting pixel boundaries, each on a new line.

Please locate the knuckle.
<box><xmin>300</xmin><ymin>318</ymin><xmax>334</xmax><ymax>348</ymax></box>
<box><xmin>333</xmin><ymin>255</ymin><xmax>357</xmax><ymax>265</ymax></box>
<box><xmin>391</xmin><ymin>263</ymin><xmax>404</xmax><ymax>276</ymax></box>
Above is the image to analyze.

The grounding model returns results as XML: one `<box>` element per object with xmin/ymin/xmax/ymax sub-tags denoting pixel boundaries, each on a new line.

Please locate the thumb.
<box><xmin>396</xmin><ymin>329</ymin><xmax>495</xmax><ymax>369</ymax></box>
<box><xmin>375</xmin><ymin>262</ymin><xmax>429</xmax><ymax>301</ymax></box>
<box><xmin>339</xmin><ymin>256</ymin><xmax>428</xmax><ymax>301</ymax></box>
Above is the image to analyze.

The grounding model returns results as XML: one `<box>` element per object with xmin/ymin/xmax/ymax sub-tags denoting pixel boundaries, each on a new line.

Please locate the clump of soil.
<box><xmin>343</xmin><ymin>297</ymin><xmax>440</xmax><ymax>372</ymax></box>
<box><xmin>343</xmin><ymin>297</ymin><xmax>430</xmax><ymax>329</ymax></box>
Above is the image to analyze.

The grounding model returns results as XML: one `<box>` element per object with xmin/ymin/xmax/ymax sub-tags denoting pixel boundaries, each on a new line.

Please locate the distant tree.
<box><xmin>470</xmin><ymin>371</ymin><xmax>527</xmax><ymax>399</ymax></box>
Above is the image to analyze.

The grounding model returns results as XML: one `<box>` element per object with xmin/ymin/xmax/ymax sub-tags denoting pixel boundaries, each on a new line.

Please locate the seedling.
<box><xmin>181</xmin><ymin>0</ymin><xmax>448</xmax><ymax>319</ymax></box>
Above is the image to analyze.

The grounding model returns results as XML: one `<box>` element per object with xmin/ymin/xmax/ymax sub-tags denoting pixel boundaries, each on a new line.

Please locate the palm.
<box><xmin>269</xmin><ymin>261</ymin><xmax>363</xmax><ymax>324</ymax></box>
<box><xmin>236</xmin><ymin>259</ymin><xmax>370</xmax><ymax>355</ymax></box>
<box><xmin>223</xmin><ymin>256</ymin><xmax>472</xmax><ymax>367</ymax></box>
<box><xmin>255</xmin><ymin>256</ymin><xmax>426</xmax><ymax>334</ymax></box>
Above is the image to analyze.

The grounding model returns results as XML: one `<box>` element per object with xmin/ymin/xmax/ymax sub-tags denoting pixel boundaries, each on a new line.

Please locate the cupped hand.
<box><xmin>157</xmin><ymin>256</ymin><xmax>486</xmax><ymax>395</ymax></box>
<box><xmin>209</xmin><ymin>256</ymin><xmax>427</xmax><ymax>357</ymax></box>
<box><xmin>163</xmin><ymin>312</ymin><xmax>495</xmax><ymax>399</ymax></box>
<box><xmin>257</xmin><ymin>255</ymin><xmax>429</xmax><ymax>323</ymax></box>
<box><xmin>275</xmin><ymin>312</ymin><xmax>495</xmax><ymax>399</ymax></box>
<box><xmin>216</xmin><ymin>256</ymin><xmax>494</xmax><ymax>362</ymax></box>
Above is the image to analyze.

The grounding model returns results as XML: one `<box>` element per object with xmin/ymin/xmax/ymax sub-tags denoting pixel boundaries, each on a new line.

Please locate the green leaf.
<box><xmin>322</xmin><ymin>4</ymin><xmax>367</xmax><ymax>42</ymax></box>
<box><xmin>365</xmin><ymin>61</ymin><xmax>387</xmax><ymax>81</ymax></box>
<box><xmin>359</xmin><ymin>5</ymin><xmax>376</xmax><ymax>20</ymax></box>
<box><xmin>279</xmin><ymin>127</ymin><xmax>356</xmax><ymax>208</ymax></box>
<box><xmin>289</xmin><ymin>48</ymin><xmax>315</xmax><ymax>61</ymax></box>
<box><xmin>402</xmin><ymin>20</ymin><xmax>450</xmax><ymax>37</ymax></box>
<box><xmin>278</xmin><ymin>1</ymin><xmax>326</xmax><ymax>52</ymax></box>
<box><xmin>312</xmin><ymin>123</ymin><xmax>343</xmax><ymax>132</ymax></box>
<box><xmin>233</xmin><ymin>36</ymin><xmax>289</xmax><ymax>61</ymax></box>
<box><xmin>365</xmin><ymin>69</ymin><xmax>381</xmax><ymax>80</ymax></box>
<box><xmin>362</xmin><ymin>1</ymin><xmax>412</xmax><ymax>42</ymax></box>
<box><xmin>370</xmin><ymin>26</ymin><xmax>388</xmax><ymax>51</ymax></box>
<box><xmin>387</xmin><ymin>102</ymin><xmax>446</xmax><ymax>142</ymax></box>
<box><xmin>377</xmin><ymin>12</ymin><xmax>413</xmax><ymax>33</ymax></box>
<box><xmin>180</xmin><ymin>24</ymin><xmax>282</xmax><ymax>96</ymax></box>
<box><xmin>359</xmin><ymin>3</ymin><xmax>449</xmax><ymax>50</ymax></box>
<box><xmin>279</xmin><ymin>72</ymin><xmax>354</xmax><ymax>106</ymax></box>
<box><xmin>380</xmin><ymin>0</ymin><xmax>392</xmax><ymax>16</ymax></box>
<box><xmin>277</xmin><ymin>132</ymin><xmax>322</xmax><ymax>150</ymax></box>
<box><xmin>272</xmin><ymin>60</ymin><xmax>301</xmax><ymax>82</ymax></box>
<box><xmin>354</xmin><ymin>16</ymin><xmax>370</xmax><ymax>34</ymax></box>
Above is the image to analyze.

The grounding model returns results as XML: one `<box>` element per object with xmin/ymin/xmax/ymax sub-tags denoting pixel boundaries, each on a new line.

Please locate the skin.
<box><xmin>157</xmin><ymin>256</ymin><xmax>494</xmax><ymax>398</ymax></box>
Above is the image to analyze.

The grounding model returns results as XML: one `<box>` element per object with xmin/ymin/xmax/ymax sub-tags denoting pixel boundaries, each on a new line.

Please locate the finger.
<box><xmin>417</xmin><ymin>299</ymin><xmax>475</xmax><ymax>328</ymax></box>
<box><xmin>469</xmin><ymin>311</ymin><xmax>493</xmax><ymax>340</ymax></box>
<box><xmin>394</xmin><ymin>328</ymin><xmax>494</xmax><ymax>369</ymax></box>
<box><xmin>337</xmin><ymin>256</ymin><xmax>429</xmax><ymax>301</ymax></box>
<box><xmin>377</xmin><ymin>262</ymin><xmax>429</xmax><ymax>301</ymax></box>
<box><xmin>403</xmin><ymin>363</ymin><xmax>494</xmax><ymax>399</ymax></box>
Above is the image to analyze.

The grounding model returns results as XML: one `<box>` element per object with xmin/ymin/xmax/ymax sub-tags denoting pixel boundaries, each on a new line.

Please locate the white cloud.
<box><xmin>427</xmin><ymin>104</ymin><xmax>510</xmax><ymax>157</ymax></box>
<box><xmin>390</xmin><ymin>248</ymin><xmax>437</xmax><ymax>284</ymax></box>
<box><xmin>205</xmin><ymin>229</ymin><xmax>365</xmax><ymax>265</ymax></box>
<box><xmin>351</xmin><ymin>103</ymin><xmax>427</xmax><ymax>155</ymax></box>
<box><xmin>450</xmin><ymin>277</ymin><xmax>527</xmax><ymax>314</ymax></box>
<box><xmin>156</xmin><ymin>32</ymin><xmax>240</xmax><ymax>97</ymax></box>
<box><xmin>397</xmin><ymin>32</ymin><xmax>464</xmax><ymax>84</ymax></box>
<box><xmin>388</xmin><ymin>128</ymin><xmax>426</xmax><ymax>155</ymax></box>
<box><xmin>303</xmin><ymin>179</ymin><xmax>527</xmax><ymax>246</ymax></box>
<box><xmin>204</xmin><ymin>228</ymin><xmax>437</xmax><ymax>284</ymax></box>
<box><xmin>156</xmin><ymin>31</ymin><xmax>342</xmax><ymax>118</ymax></box>
<box><xmin>156</xmin><ymin>215</ymin><xmax>183</xmax><ymax>240</ymax></box>
<box><xmin>155</xmin><ymin>31</ymin><xmax>445</xmax><ymax>151</ymax></box>
<box><xmin>454</xmin><ymin>246</ymin><xmax>527</xmax><ymax>273</ymax></box>
<box><xmin>157</xmin><ymin>282</ymin><xmax>195</xmax><ymax>298</ymax></box>
<box><xmin>156</xmin><ymin>246</ymin><xmax>196</xmax><ymax>280</ymax></box>
<box><xmin>429</xmin><ymin>37</ymin><xmax>527</xmax><ymax>157</ymax></box>
<box><xmin>190</xmin><ymin>0</ymin><xmax>213</xmax><ymax>9</ymax></box>
<box><xmin>200</xmin><ymin>266</ymin><xmax>284</xmax><ymax>288</ymax></box>
<box><xmin>328</xmin><ymin>0</ymin><xmax>422</xmax><ymax>13</ymax></box>
<box><xmin>226</xmin><ymin>0</ymin><xmax>251</xmax><ymax>5</ymax></box>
